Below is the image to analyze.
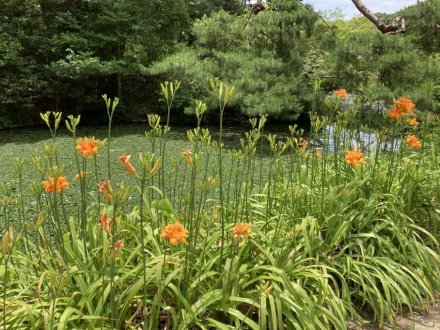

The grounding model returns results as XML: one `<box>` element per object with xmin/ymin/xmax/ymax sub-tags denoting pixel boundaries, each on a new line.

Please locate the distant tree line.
<box><xmin>0</xmin><ymin>0</ymin><xmax>438</xmax><ymax>128</ymax></box>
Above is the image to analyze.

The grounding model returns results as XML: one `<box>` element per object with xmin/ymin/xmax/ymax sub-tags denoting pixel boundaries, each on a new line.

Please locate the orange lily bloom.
<box><xmin>299</xmin><ymin>139</ymin><xmax>308</xmax><ymax>152</ymax></box>
<box><xmin>334</xmin><ymin>89</ymin><xmax>348</xmax><ymax>99</ymax></box>
<box><xmin>43</xmin><ymin>176</ymin><xmax>69</xmax><ymax>193</ymax></box>
<box><xmin>389</xmin><ymin>97</ymin><xmax>415</xmax><ymax>121</ymax></box>
<box><xmin>98</xmin><ymin>180</ymin><xmax>113</xmax><ymax>202</ymax></box>
<box><xmin>345</xmin><ymin>149</ymin><xmax>365</xmax><ymax>167</ymax></box>
<box><xmin>76</xmin><ymin>137</ymin><xmax>99</xmax><ymax>157</ymax></box>
<box><xmin>182</xmin><ymin>148</ymin><xmax>193</xmax><ymax>166</ymax></box>
<box><xmin>74</xmin><ymin>171</ymin><xmax>87</xmax><ymax>180</ymax></box>
<box><xmin>161</xmin><ymin>220</ymin><xmax>189</xmax><ymax>246</ymax></box>
<box><xmin>100</xmin><ymin>212</ymin><xmax>113</xmax><ymax>235</ymax></box>
<box><xmin>231</xmin><ymin>223</ymin><xmax>252</xmax><ymax>241</ymax></box>
<box><xmin>389</xmin><ymin>107</ymin><xmax>403</xmax><ymax>120</ymax></box>
<box><xmin>118</xmin><ymin>154</ymin><xmax>136</xmax><ymax>176</ymax></box>
<box><xmin>408</xmin><ymin>118</ymin><xmax>418</xmax><ymax>126</ymax></box>
<box><xmin>394</xmin><ymin>97</ymin><xmax>415</xmax><ymax>113</ymax></box>
<box><xmin>110</xmin><ymin>240</ymin><xmax>124</xmax><ymax>260</ymax></box>
<box><xmin>406</xmin><ymin>135</ymin><xmax>422</xmax><ymax>149</ymax></box>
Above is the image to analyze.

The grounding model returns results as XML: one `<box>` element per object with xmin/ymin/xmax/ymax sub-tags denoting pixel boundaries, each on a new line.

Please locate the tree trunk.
<box><xmin>351</xmin><ymin>0</ymin><xmax>405</xmax><ymax>34</ymax></box>
<box><xmin>244</xmin><ymin>3</ymin><xmax>265</xmax><ymax>27</ymax></box>
<box><xmin>244</xmin><ymin>0</ymin><xmax>407</xmax><ymax>34</ymax></box>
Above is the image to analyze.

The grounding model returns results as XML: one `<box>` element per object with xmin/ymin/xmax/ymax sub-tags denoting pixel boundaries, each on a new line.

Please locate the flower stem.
<box><xmin>139</xmin><ymin>176</ymin><xmax>148</xmax><ymax>329</ymax></box>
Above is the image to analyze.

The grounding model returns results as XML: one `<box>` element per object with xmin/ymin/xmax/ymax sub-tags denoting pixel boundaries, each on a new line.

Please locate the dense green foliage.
<box><xmin>149</xmin><ymin>2</ymin><xmax>320</xmax><ymax>120</ymax></box>
<box><xmin>2</xmin><ymin>1</ymin><xmax>440</xmax><ymax>328</ymax></box>
<box><xmin>1</xmin><ymin>89</ymin><xmax>440</xmax><ymax>328</ymax></box>
<box><xmin>148</xmin><ymin>0</ymin><xmax>440</xmax><ymax>118</ymax></box>
<box><xmin>326</xmin><ymin>1</ymin><xmax>440</xmax><ymax>112</ymax></box>
<box><xmin>0</xmin><ymin>0</ymin><xmax>189</xmax><ymax>125</ymax></box>
<box><xmin>1</xmin><ymin>0</ymin><xmax>439</xmax><ymax>126</ymax></box>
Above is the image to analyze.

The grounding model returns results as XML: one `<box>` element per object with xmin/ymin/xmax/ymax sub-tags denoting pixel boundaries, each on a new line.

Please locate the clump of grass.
<box><xmin>1</xmin><ymin>85</ymin><xmax>440</xmax><ymax>329</ymax></box>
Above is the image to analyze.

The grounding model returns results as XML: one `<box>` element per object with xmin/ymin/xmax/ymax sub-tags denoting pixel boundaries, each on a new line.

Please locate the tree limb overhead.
<box><xmin>244</xmin><ymin>3</ymin><xmax>265</xmax><ymax>27</ymax></box>
<box><xmin>351</xmin><ymin>0</ymin><xmax>405</xmax><ymax>34</ymax></box>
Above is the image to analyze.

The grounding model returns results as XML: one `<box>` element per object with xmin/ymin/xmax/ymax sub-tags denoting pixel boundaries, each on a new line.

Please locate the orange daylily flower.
<box><xmin>345</xmin><ymin>149</ymin><xmax>365</xmax><ymax>167</ymax></box>
<box><xmin>110</xmin><ymin>240</ymin><xmax>124</xmax><ymax>260</ymax></box>
<box><xmin>408</xmin><ymin>118</ymin><xmax>418</xmax><ymax>126</ymax></box>
<box><xmin>118</xmin><ymin>154</ymin><xmax>137</xmax><ymax>176</ymax></box>
<box><xmin>299</xmin><ymin>139</ymin><xmax>308</xmax><ymax>152</ymax></box>
<box><xmin>388</xmin><ymin>97</ymin><xmax>415</xmax><ymax>121</ymax></box>
<box><xmin>334</xmin><ymin>89</ymin><xmax>348</xmax><ymax>99</ymax></box>
<box><xmin>231</xmin><ymin>223</ymin><xmax>252</xmax><ymax>241</ymax></box>
<box><xmin>43</xmin><ymin>176</ymin><xmax>69</xmax><ymax>193</ymax></box>
<box><xmin>389</xmin><ymin>107</ymin><xmax>403</xmax><ymax>120</ymax></box>
<box><xmin>74</xmin><ymin>171</ymin><xmax>87</xmax><ymax>180</ymax></box>
<box><xmin>1</xmin><ymin>227</ymin><xmax>13</xmax><ymax>255</ymax></box>
<box><xmin>406</xmin><ymin>135</ymin><xmax>422</xmax><ymax>149</ymax></box>
<box><xmin>76</xmin><ymin>137</ymin><xmax>100</xmax><ymax>157</ymax></box>
<box><xmin>394</xmin><ymin>97</ymin><xmax>415</xmax><ymax>113</ymax></box>
<box><xmin>161</xmin><ymin>220</ymin><xmax>189</xmax><ymax>246</ymax></box>
<box><xmin>98</xmin><ymin>180</ymin><xmax>113</xmax><ymax>202</ymax></box>
<box><xmin>182</xmin><ymin>148</ymin><xmax>193</xmax><ymax>166</ymax></box>
<box><xmin>100</xmin><ymin>212</ymin><xmax>113</xmax><ymax>235</ymax></box>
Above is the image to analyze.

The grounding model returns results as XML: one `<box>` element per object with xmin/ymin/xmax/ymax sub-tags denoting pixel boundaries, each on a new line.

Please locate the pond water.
<box><xmin>322</xmin><ymin>125</ymin><xmax>399</xmax><ymax>153</ymax></box>
<box><xmin>0</xmin><ymin>122</ymin><xmax>297</xmax><ymax>155</ymax></box>
<box><xmin>0</xmin><ymin>123</ymin><xmax>282</xmax><ymax>147</ymax></box>
<box><xmin>0</xmin><ymin>122</ymin><xmax>393</xmax><ymax>156</ymax></box>
<box><xmin>0</xmin><ymin>122</ymin><xmax>394</xmax><ymax>231</ymax></box>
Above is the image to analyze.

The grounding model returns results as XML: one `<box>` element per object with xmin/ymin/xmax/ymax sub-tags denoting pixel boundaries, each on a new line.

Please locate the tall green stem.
<box><xmin>218</xmin><ymin>105</ymin><xmax>225</xmax><ymax>265</ymax></box>
<box><xmin>139</xmin><ymin>176</ymin><xmax>148</xmax><ymax>329</ymax></box>
<box><xmin>107</xmin><ymin>119</ymin><xmax>112</xmax><ymax>180</ymax></box>
<box><xmin>2</xmin><ymin>255</ymin><xmax>6</xmax><ymax>330</ymax></box>
<box><xmin>94</xmin><ymin>156</ymin><xmax>101</xmax><ymax>215</ymax></box>
<box><xmin>103</xmin><ymin>94</ymin><xmax>119</xmax><ymax>181</ymax></box>
<box><xmin>81</xmin><ymin>158</ymin><xmax>88</xmax><ymax>260</ymax></box>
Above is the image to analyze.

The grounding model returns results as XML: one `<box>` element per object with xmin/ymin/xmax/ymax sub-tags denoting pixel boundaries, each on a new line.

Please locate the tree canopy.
<box><xmin>0</xmin><ymin>0</ymin><xmax>438</xmax><ymax>127</ymax></box>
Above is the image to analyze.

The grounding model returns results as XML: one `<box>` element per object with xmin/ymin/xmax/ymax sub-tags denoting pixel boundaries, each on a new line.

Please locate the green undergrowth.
<box><xmin>1</xmin><ymin>84</ymin><xmax>440</xmax><ymax>329</ymax></box>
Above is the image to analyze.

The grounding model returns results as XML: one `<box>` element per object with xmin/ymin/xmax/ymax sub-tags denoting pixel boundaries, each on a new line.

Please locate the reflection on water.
<box><xmin>0</xmin><ymin>122</ymin><xmax>399</xmax><ymax>155</ymax></box>
<box><xmin>0</xmin><ymin>122</ymin><xmax>399</xmax><ymax>230</ymax></box>
<box><xmin>322</xmin><ymin>125</ymin><xmax>400</xmax><ymax>154</ymax></box>
<box><xmin>0</xmin><ymin>123</ymin><xmax>296</xmax><ymax>151</ymax></box>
